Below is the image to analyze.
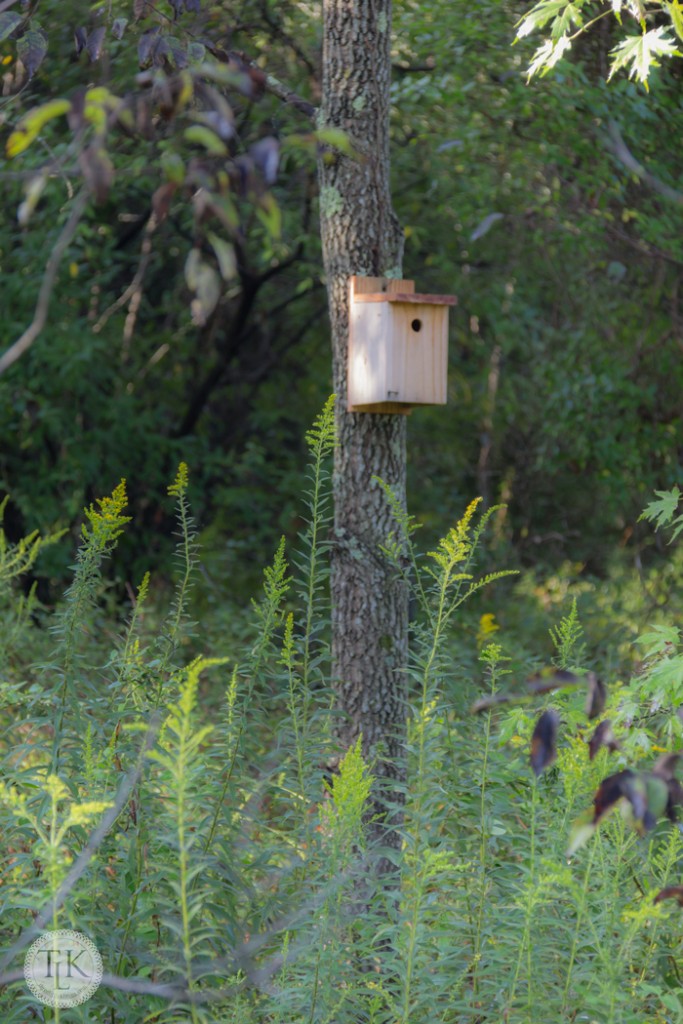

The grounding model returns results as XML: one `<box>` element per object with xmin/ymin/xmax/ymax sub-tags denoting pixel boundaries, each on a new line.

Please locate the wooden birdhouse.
<box><xmin>347</xmin><ymin>275</ymin><xmax>456</xmax><ymax>413</ymax></box>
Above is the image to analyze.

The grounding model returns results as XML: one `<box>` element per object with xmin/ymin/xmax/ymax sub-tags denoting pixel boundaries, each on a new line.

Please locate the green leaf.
<box><xmin>516</xmin><ymin>0</ymin><xmax>571</xmax><ymax>40</ymax></box>
<box><xmin>527</xmin><ymin>34</ymin><xmax>572</xmax><ymax>79</ymax></box>
<box><xmin>315</xmin><ymin>127</ymin><xmax>357</xmax><ymax>157</ymax></box>
<box><xmin>207</xmin><ymin>232</ymin><xmax>237</xmax><ymax>281</ymax></box>
<box><xmin>256</xmin><ymin>193</ymin><xmax>281</xmax><ymax>239</ymax></box>
<box><xmin>669</xmin><ymin>0</ymin><xmax>683</xmax><ymax>42</ymax></box>
<box><xmin>183</xmin><ymin>125</ymin><xmax>227</xmax><ymax>155</ymax></box>
<box><xmin>608</xmin><ymin>28</ymin><xmax>681</xmax><ymax>88</ymax></box>
<box><xmin>6</xmin><ymin>98</ymin><xmax>71</xmax><ymax>158</ymax></box>
<box><xmin>639</xmin><ymin>487</ymin><xmax>683</xmax><ymax>540</ymax></box>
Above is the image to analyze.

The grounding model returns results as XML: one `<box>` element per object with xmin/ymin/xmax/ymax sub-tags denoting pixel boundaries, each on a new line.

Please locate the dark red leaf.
<box><xmin>152</xmin><ymin>181</ymin><xmax>177</xmax><ymax>223</ymax></box>
<box><xmin>86</xmin><ymin>26</ymin><xmax>106</xmax><ymax>62</ymax></box>
<box><xmin>592</xmin><ymin>769</ymin><xmax>636</xmax><ymax>824</ymax></box>
<box><xmin>527</xmin><ymin>669</ymin><xmax>580</xmax><ymax>696</ymax></box>
<box><xmin>588</xmin><ymin>720</ymin><xmax>620</xmax><ymax>761</ymax></box>
<box><xmin>79</xmin><ymin>145</ymin><xmax>114</xmax><ymax>204</ymax></box>
<box><xmin>586</xmin><ymin>673</ymin><xmax>607</xmax><ymax>720</ymax></box>
<box><xmin>654</xmin><ymin>887</ymin><xmax>683</xmax><ymax>906</ymax></box>
<box><xmin>530</xmin><ymin>709</ymin><xmax>559</xmax><ymax>777</ymax></box>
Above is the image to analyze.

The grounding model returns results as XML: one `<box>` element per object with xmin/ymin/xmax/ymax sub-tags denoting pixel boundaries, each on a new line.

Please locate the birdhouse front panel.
<box><xmin>348</xmin><ymin>276</ymin><xmax>456</xmax><ymax>413</ymax></box>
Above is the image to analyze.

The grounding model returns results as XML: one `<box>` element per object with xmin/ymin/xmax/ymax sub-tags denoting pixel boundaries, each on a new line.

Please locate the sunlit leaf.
<box><xmin>670</xmin><ymin>0</ymin><xmax>683</xmax><ymax>42</ymax></box>
<box><xmin>609</xmin><ymin>27</ymin><xmax>681</xmax><ymax>88</ymax></box>
<box><xmin>6</xmin><ymin>98</ymin><xmax>71</xmax><ymax>158</ymax></box>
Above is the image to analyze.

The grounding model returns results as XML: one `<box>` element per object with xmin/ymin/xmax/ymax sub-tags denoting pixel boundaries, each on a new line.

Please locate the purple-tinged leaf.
<box><xmin>169</xmin><ymin>0</ymin><xmax>184</xmax><ymax>16</ymax></box>
<box><xmin>86</xmin><ymin>26</ymin><xmax>106</xmax><ymax>61</ymax></box>
<box><xmin>138</xmin><ymin>26</ymin><xmax>160</xmax><ymax>68</ymax></box>
<box><xmin>530</xmin><ymin>709</ymin><xmax>559</xmax><ymax>777</ymax></box>
<box><xmin>112</xmin><ymin>18</ymin><xmax>128</xmax><ymax>39</ymax></box>
<box><xmin>527</xmin><ymin>669</ymin><xmax>580</xmax><ymax>696</ymax></box>
<box><xmin>585</xmin><ymin>673</ymin><xmax>607</xmax><ymax>721</ymax></box>
<box><xmin>17</xmin><ymin>26</ymin><xmax>47</xmax><ymax>78</ymax></box>
<box><xmin>133</xmin><ymin>0</ymin><xmax>148</xmax><ymax>20</ymax></box>
<box><xmin>0</xmin><ymin>11</ymin><xmax>22</xmax><ymax>42</ymax></box>
<box><xmin>652</xmin><ymin>751</ymin><xmax>683</xmax><ymax>781</ymax></box>
<box><xmin>74</xmin><ymin>26</ymin><xmax>87</xmax><ymax>55</ymax></box>
<box><xmin>185</xmin><ymin>0</ymin><xmax>201</xmax><ymax>10</ymax></box>
<box><xmin>250</xmin><ymin>136</ymin><xmax>280</xmax><ymax>185</ymax></box>
<box><xmin>587</xmin><ymin>720</ymin><xmax>620</xmax><ymax>761</ymax></box>
<box><xmin>164</xmin><ymin>35</ymin><xmax>188</xmax><ymax>69</ymax></box>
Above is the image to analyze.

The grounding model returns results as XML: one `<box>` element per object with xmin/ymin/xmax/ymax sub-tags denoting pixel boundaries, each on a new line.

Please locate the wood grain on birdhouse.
<box><xmin>347</xmin><ymin>275</ymin><xmax>456</xmax><ymax>413</ymax></box>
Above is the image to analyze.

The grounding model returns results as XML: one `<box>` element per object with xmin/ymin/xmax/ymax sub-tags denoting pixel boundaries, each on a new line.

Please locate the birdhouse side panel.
<box><xmin>390</xmin><ymin>304</ymin><xmax>448</xmax><ymax>405</ymax></box>
<box><xmin>348</xmin><ymin>302</ymin><xmax>393</xmax><ymax>408</ymax></box>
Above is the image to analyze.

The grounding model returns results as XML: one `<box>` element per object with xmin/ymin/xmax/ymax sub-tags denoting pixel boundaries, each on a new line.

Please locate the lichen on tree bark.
<box><xmin>318</xmin><ymin>0</ymin><xmax>407</xmax><ymax>854</ymax></box>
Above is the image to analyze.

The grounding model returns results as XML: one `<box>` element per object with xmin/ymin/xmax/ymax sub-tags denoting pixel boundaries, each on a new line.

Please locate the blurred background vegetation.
<box><xmin>0</xmin><ymin>0</ymin><xmax>681</xmax><ymax>657</ymax></box>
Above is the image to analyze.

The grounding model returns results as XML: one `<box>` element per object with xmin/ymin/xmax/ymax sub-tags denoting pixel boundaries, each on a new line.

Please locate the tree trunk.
<box><xmin>318</xmin><ymin>0</ymin><xmax>407</xmax><ymax>856</ymax></box>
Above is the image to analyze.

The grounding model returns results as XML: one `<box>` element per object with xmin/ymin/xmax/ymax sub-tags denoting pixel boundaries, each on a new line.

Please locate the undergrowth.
<box><xmin>0</xmin><ymin>402</ymin><xmax>682</xmax><ymax>1023</ymax></box>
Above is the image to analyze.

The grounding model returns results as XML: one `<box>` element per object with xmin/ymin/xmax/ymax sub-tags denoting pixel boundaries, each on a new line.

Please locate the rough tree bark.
<box><xmin>318</xmin><ymin>0</ymin><xmax>408</xmax><ymax>856</ymax></box>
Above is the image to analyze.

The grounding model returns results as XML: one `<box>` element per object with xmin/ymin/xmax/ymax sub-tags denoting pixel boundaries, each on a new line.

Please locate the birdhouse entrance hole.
<box><xmin>347</xmin><ymin>275</ymin><xmax>456</xmax><ymax>413</ymax></box>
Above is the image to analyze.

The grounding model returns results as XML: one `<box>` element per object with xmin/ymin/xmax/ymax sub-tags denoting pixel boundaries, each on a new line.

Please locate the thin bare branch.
<box><xmin>606</xmin><ymin>120</ymin><xmax>683</xmax><ymax>206</ymax></box>
<box><xmin>0</xmin><ymin>188</ymin><xmax>90</xmax><ymax>376</ymax></box>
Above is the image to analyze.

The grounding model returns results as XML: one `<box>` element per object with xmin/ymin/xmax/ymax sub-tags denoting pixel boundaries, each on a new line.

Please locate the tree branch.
<box><xmin>0</xmin><ymin>188</ymin><xmax>90</xmax><ymax>376</ymax></box>
<box><xmin>606</xmin><ymin>120</ymin><xmax>683</xmax><ymax>206</ymax></box>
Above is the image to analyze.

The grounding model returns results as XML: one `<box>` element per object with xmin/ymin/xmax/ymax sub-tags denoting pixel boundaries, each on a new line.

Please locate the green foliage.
<box><xmin>517</xmin><ymin>0</ymin><xmax>683</xmax><ymax>83</ymax></box>
<box><xmin>549</xmin><ymin>596</ymin><xmax>586</xmax><ymax>668</ymax></box>
<box><xmin>2</xmin><ymin>417</ymin><xmax>683</xmax><ymax>1023</ymax></box>
<box><xmin>640</xmin><ymin>485</ymin><xmax>683</xmax><ymax>541</ymax></box>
